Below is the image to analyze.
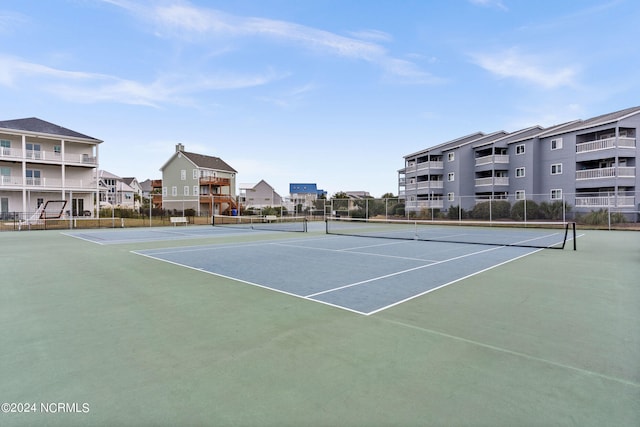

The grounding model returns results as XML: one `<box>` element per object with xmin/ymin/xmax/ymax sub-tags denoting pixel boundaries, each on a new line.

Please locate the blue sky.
<box><xmin>1</xmin><ymin>0</ymin><xmax>638</xmax><ymax>197</ymax></box>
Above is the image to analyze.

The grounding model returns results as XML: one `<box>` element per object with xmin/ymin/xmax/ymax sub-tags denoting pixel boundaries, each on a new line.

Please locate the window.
<box><xmin>193</xmin><ymin>169</ymin><xmax>199</xmax><ymax>179</ymax></box>
<box><xmin>551</xmin><ymin>189</ymin><xmax>562</xmax><ymax>200</ymax></box>
<box><xmin>25</xmin><ymin>169</ymin><xmax>41</xmax><ymax>185</ymax></box>
<box><xmin>448</xmin><ymin>172</ymin><xmax>455</xmax><ymax>182</ymax></box>
<box><xmin>516</xmin><ymin>144</ymin><xmax>525</xmax><ymax>155</ymax></box>
<box><xmin>515</xmin><ymin>190</ymin><xmax>525</xmax><ymax>200</ymax></box>
<box><xmin>162</xmin><ymin>187</ymin><xmax>167</xmax><ymax>197</ymax></box>
<box><xmin>180</xmin><ymin>170</ymin><xmax>186</xmax><ymax>180</ymax></box>
<box><xmin>26</xmin><ymin>143</ymin><xmax>41</xmax><ymax>159</ymax></box>
<box><xmin>551</xmin><ymin>163</ymin><xmax>562</xmax><ymax>175</ymax></box>
<box><xmin>1</xmin><ymin>139</ymin><xmax>10</xmax><ymax>155</ymax></box>
<box><xmin>448</xmin><ymin>152</ymin><xmax>455</xmax><ymax>162</ymax></box>
<box><xmin>0</xmin><ymin>167</ymin><xmax>10</xmax><ymax>184</ymax></box>
<box><xmin>516</xmin><ymin>167</ymin><xmax>525</xmax><ymax>178</ymax></box>
<box><xmin>184</xmin><ymin>186</ymin><xmax>189</xmax><ymax>196</ymax></box>
<box><xmin>54</xmin><ymin>145</ymin><xmax>61</xmax><ymax>154</ymax></box>
<box><xmin>193</xmin><ymin>185</ymin><xmax>199</xmax><ymax>196</ymax></box>
<box><xmin>447</xmin><ymin>192</ymin><xmax>455</xmax><ymax>201</ymax></box>
<box><xmin>551</xmin><ymin>138</ymin><xmax>563</xmax><ymax>150</ymax></box>
<box><xmin>172</xmin><ymin>186</ymin><xmax>177</xmax><ymax>196</ymax></box>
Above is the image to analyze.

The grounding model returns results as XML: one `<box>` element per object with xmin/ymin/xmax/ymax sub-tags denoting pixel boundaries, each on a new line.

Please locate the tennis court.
<box><xmin>133</xmin><ymin>235</ymin><xmax>543</xmax><ymax>315</ymax></box>
<box><xmin>1</xmin><ymin>221</ymin><xmax>638</xmax><ymax>426</ymax></box>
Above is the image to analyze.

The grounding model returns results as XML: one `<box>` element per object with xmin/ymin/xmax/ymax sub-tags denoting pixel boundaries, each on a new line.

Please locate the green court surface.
<box><xmin>0</xmin><ymin>226</ymin><xmax>638</xmax><ymax>426</ymax></box>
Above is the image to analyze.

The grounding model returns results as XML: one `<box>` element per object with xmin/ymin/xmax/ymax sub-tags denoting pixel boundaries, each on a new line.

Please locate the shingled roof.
<box><xmin>0</xmin><ymin>117</ymin><xmax>101</xmax><ymax>141</ymax></box>
<box><xmin>181</xmin><ymin>151</ymin><xmax>237</xmax><ymax>173</ymax></box>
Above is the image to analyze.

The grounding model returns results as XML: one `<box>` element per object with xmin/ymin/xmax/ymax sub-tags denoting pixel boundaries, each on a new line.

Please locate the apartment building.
<box><xmin>0</xmin><ymin>117</ymin><xmax>101</xmax><ymax>218</ymax></box>
<box><xmin>160</xmin><ymin>144</ymin><xmax>237</xmax><ymax>215</ymax></box>
<box><xmin>399</xmin><ymin>106</ymin><xmax>640</xmax><ymax>217</ymax></box>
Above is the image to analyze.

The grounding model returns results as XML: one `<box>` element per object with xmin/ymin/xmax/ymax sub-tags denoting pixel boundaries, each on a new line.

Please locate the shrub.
<box><xmin>471</xmin><ymin>201</ymin><xmax>510</xmax><ymax>220</ymax></box>
<box><xmin>511</xmin><ymin>200</ymin><xmax>540</xmax><ymax>221</ymax></box>
<box><xmin>447</xmin><ymin>205</ymin><xmax>468</xmax><ymax>220</ymax></box>
<box><xmin>539</xmin><ymin>201</ymin><xmax>571</xmax><ymax>220</ymax></box>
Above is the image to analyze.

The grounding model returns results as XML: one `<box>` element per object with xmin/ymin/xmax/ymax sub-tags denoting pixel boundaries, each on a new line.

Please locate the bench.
<box><xmin>265</xmin><ymin>215</ymin><xmax>278</xmax><ymax>222</ymax></box>
<box><xmin>170</xmin><ymin>216</ymin><xmax>188</xmax><ymax>226</ymax></box>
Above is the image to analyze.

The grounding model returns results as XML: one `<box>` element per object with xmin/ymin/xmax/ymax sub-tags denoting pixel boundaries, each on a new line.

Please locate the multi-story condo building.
<box><xmin>0</xmin><ymin>117</ymin><xmax>101</xmax><ymax>219</ymax></box>
<box><xmin>160</xmin><ymin>144</ymin><xmax>238</xmax><ymax>215</ymax></box>
<box><xmin>399</xmin><ymin>106</ymin><xmax>639</xmax><ymax>217</ymax></box>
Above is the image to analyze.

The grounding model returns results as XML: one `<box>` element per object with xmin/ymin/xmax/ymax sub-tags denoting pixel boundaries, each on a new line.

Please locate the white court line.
<box><xmin>366</xmin><ymin>249</ymin><xmax>540</xmax><ymax>315</ymax></box>
<box><xmin>305</xmin><ymin>245</ymin><xmax>509</xmax><ymax>298</ymax></box>
<box><xmin>61</xmin><ymin>232</ymin><xmax>109</xmax><ymax>245</ymax></box>
<box><xmin>379</xmin><ymin>317</ymin><xmax>640</xmax><ymax>389</ymax></box>
<box><xmin>273</xmin><ymin>241</ymin><xmax>440</xmax><ymax>263</ymax></box>
<box><xmin>134</xmin><ymin>250</ymin><xmax>370</xmax><ymax>315</ymax></box>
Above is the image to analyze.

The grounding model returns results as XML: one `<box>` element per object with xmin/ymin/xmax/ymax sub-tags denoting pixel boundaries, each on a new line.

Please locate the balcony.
<box><xmin>475</xmin><ymin>177</ymin><xmax>509</xmax><ymax>186</ymax></box>
<box><xmin>409</xmin><ymin>181</ymin><xmax>444</xmax><ymax>191</ymax></box>
<box><xmin>200</xmin><ymin>177</ymin><xmax>231</xmax><ymax>186</ymax></box>
<box><xmin>576</xmin><ymin>166</ymin><xmax>635</xmax><ymax>180</ymax></box>
<box><xmin>406</xmin><ymin>200</ymin><xmax>444</xmax><ymax>209</ymax></box>
<box><xmin>475</xmin><ymin>154</ymin><xmax>509</xmax><ymax>166</ymax></box>
<box><xmin>0</xmin><ymin>147</ymin><xmax>97</xmax><ymax>165</ymax></box>
<box><xmin>576</xmin><ymin>137</ymin><xmax>636</xmax><ymax>154</ymax></box>
<box><xmin>2</xmin><ymin>176</ymin><xmax>96</xmax><ymax>189</ymax></box>
<box><xmin>574</xmin><ymin>195</ymin><xmax>635</xmax><ymax>208</ymax></box>
<box><xmin>404</xmin><ymin>161</ymin><xmax>443</xmax><ymax>173</ymax></box>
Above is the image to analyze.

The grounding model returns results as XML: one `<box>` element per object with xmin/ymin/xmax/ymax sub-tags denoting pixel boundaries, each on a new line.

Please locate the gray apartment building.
<box><xmin>398</xmin><ymin>106</ymin><xmax>640</xmax><ymax>219</ymax></box>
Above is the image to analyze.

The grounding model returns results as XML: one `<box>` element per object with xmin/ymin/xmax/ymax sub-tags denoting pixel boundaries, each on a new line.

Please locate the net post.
<box><xmin>572</xmin><ymin>222</ymin><xmax>577</xmax><ymax>251</ymax></box>
<box><xmin>560</xmin><ymin>222</ymin><xmax>568</xmax><ymax>249</ymax></box>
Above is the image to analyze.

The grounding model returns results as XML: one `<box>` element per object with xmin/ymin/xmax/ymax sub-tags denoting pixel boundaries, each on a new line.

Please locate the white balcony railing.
<box><xmin>576</xmin><ymin>167</ymin><xmax>636</xmax><ymax>180</ymax></box>
<box><xmin>0</xmin><ymin>148</ymin><xmax>97</xmax><ymax>164</ymax></box>
<box><xmin>411</xmin><ymin>181</ymin><xmax>444</xmax><ymax>190</ymax></box>
<box><xmin>475</xmin><ymin>154</ymin><xmax>509</xmax><ymax>166</ymax></box>
<box><xmin>3</xmin><ymin>176</ymin><xmax>96</xmax><ymax>189</ymax></box>
<box><xmin>576</xmin><ymin>137</ymin><xmax>636</xmax><ymax>153</ymax></box>
<box><xmin>413</xmin><ymin>161</ymin><xmax>444</xmax><ymax>171</ymax></box>
<box><xmin>475</xmin><ymin>177</ymin><xmax>509</xmax><ymax>186</ymax></box>
<box><xmin>575</xmin><ymin>196</ymin><xmax>635</xmax><ymax>207</ymax></box>
<box><xmin>406</xmin><ymin>200</ymin><xmax>444</xmax><ymax>209</ymax></box>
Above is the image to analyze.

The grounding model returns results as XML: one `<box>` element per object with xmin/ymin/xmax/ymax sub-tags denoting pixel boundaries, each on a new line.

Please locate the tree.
<box><xmin>331</xmin><ymin>192</ymin><xmax>349</xmax><ymax>216</ymax></box>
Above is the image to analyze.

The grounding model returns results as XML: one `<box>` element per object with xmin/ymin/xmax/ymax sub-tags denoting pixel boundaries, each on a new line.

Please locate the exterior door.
<box><xmin>72</xmin><ymin>198</ymin><xmax>84</xmax><ymax>216</ymax></box>
<box><xmin>1</xmin><ymin>197</ymin><xmax>8</xmax><ymax>219</ymax></box>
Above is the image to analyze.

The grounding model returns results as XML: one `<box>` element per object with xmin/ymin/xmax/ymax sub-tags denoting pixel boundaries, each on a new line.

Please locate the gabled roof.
<box><xmin>0</xmin><ymin>117</ymin><xmax>101</xmax><ymax>142</ymax></box>
<box><xmin>182</xmin><ymin>151</ymin><xmax>237</xmax><ymax>173</ymax></box>
<box><xmin>537</xmin><ymin>106</ymin><xmax>640</xmax><ymax>138</ymax></box>
<box><xmin>98</xmin><ymin>170</ymin><xmax>122</xmax><ymax>180</ymax></box>
<box><xmin>473</xmin><ymin>126</ymin><xmax>544</xmax><ymax>148</ymax></box>
<box><xmin>404</xmin><ymin>132</ymin><xmax>485</xmax><ymax>158</ymax></box>
<box><xmin>161</xmin><ymin>150</ymin><xmax>237</xmax><ymax>173</ymax></box>
<box><xmin>443</xmin><ymin>131</ymin><xmax>508</xmax><ymax>151</ymax></box>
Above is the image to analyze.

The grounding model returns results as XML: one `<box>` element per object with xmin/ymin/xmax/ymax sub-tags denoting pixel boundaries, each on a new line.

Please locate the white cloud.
<box><xmin>347</xmin><ymin>29</ymin><xmax>394</xmax><ymax>42</ymax></box>
<box><xmin>469</xmin><ymin>0</ymin><xmax>508</xmax><ymax>11</ymax></box>
<box><xmin>470</xmin><ymin>48</ymin><xmax>578</xmax><ymax>89</ymax></box>
<box><xmin>0</xmin><ymin>11</ymin><xmax>27</xmax><ymax>34</ymax></box>
<box><xmin>0</xmin><ymin>54</ymin><xmax>282</xmax><ymax>106</ymax></box>
<box><xmin>102</xmin><ymin>0</ymin><xmax>437</xmax><ymax>84</ymax></box>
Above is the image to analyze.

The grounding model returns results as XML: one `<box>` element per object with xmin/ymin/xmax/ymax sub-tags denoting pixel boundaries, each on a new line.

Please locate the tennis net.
<box><xmin>326</xmin><ymin>217</ymin><xmax>576</xmax><ymax>249</ymax></box>
<box><xmin>213</xmin><ymin>214</ymin><xmax>307</xmax><ymax>232</ymax></box>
